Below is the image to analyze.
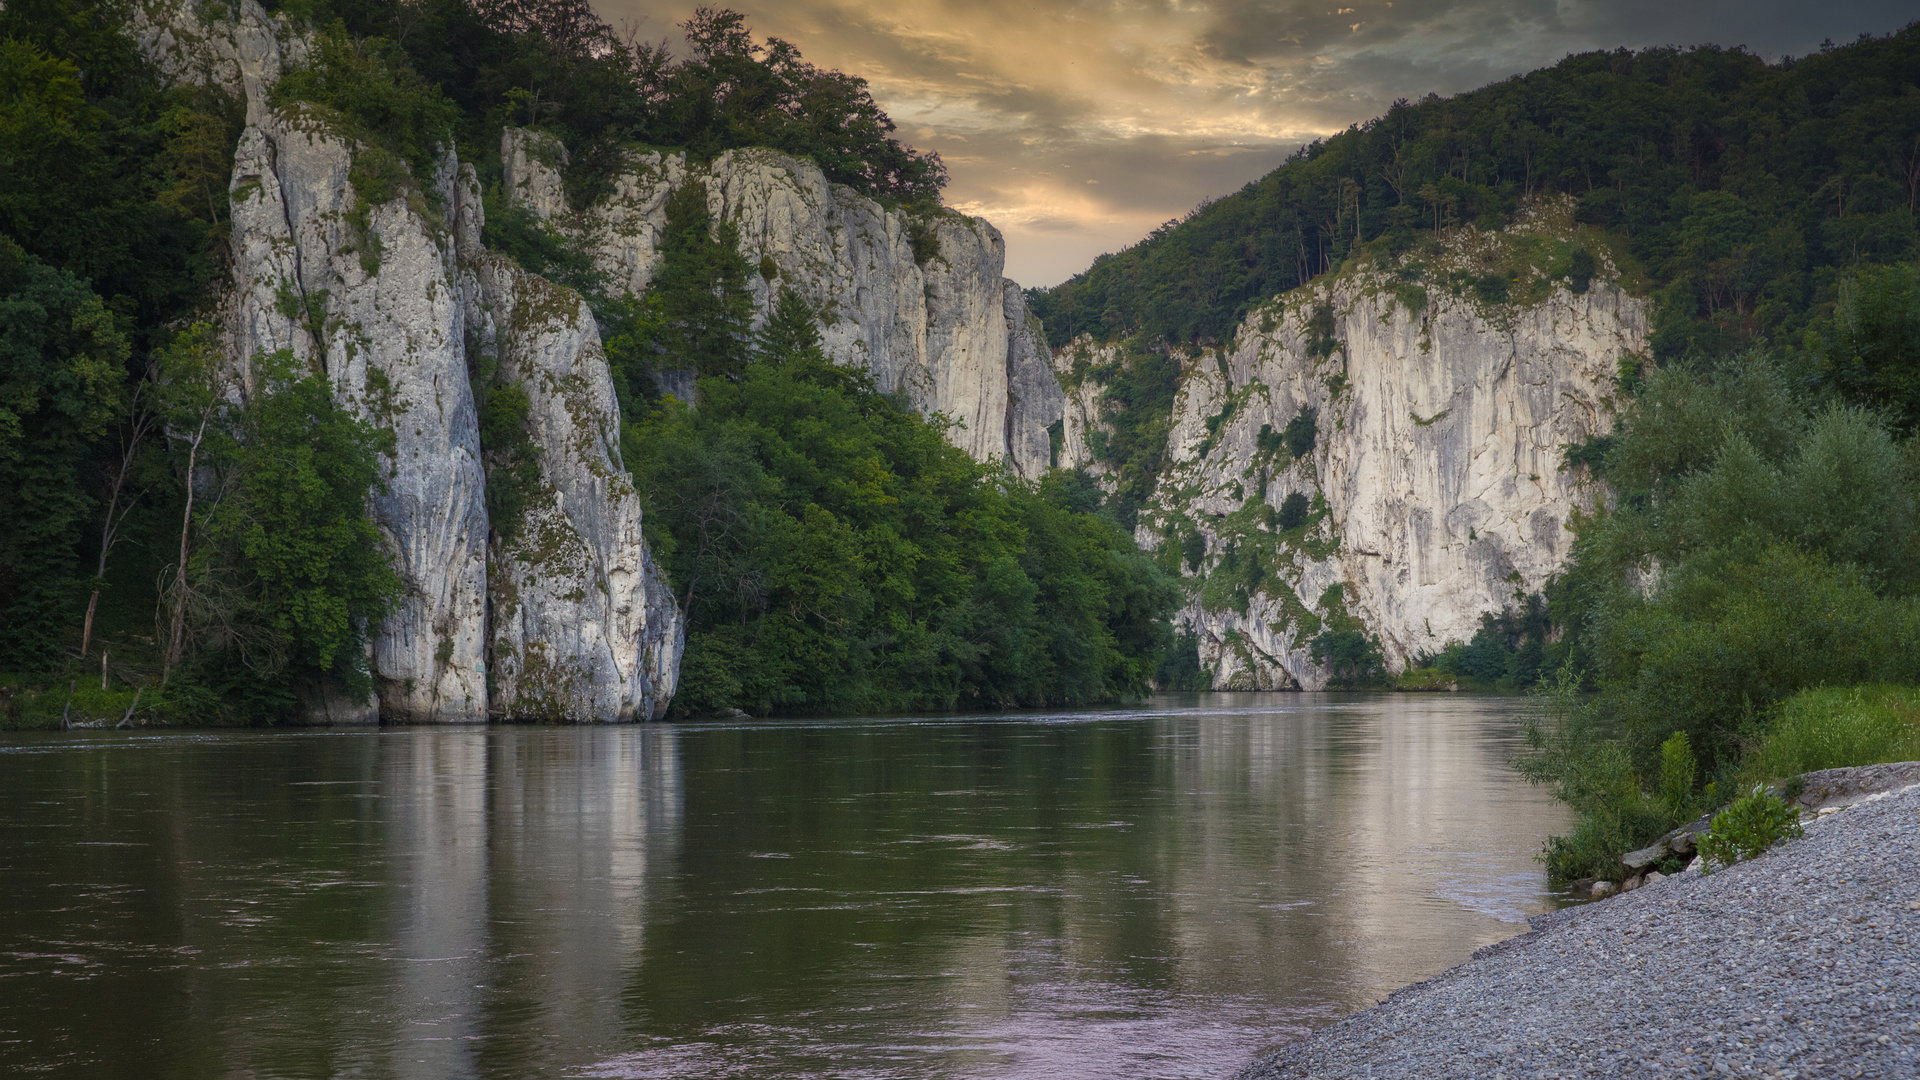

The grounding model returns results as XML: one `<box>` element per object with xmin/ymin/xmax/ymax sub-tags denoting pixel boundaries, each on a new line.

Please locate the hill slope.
<box><xmin>1032</xmin><ymin>27</ymin><xmax>1920</xmax><ymax>363</ymax></box>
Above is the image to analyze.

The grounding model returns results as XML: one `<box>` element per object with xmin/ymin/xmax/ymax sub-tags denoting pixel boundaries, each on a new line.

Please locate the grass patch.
<box><xmin>1744</xmin><ymin>685</ymin><xmax>1920</xmax><ymax>781</ymax></box>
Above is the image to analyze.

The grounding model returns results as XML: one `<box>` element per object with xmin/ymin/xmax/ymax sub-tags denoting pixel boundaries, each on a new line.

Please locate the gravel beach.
<box><xmin>1237</xmin><ymin>777</ymin><xmax>1920</xmax><ymax>1079</ymax></box>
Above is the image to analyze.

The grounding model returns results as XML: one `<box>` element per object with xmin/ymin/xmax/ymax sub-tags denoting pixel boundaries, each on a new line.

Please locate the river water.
<box><xmin>0</xmin><ymin>692</ymin><xmax>1570</xmax><ymax>1079</ymax></box>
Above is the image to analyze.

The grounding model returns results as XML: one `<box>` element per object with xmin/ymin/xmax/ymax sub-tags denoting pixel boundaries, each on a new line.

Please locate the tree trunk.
<box><xmin>82</xmin><ymin>397</ymin><xmax>155</xmax><ymax>658</ymax></box>
<box><xmin>163</xmin><ymin>416</ymin><xmax>209</xmax><ymax>684</ymax></box>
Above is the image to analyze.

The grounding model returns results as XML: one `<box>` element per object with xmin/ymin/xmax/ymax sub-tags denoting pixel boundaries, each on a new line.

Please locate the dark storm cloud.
<box><xmin>594</xmin><ymin>0</ymin><xmax>1917</xmax><ymax>284</ymax></box>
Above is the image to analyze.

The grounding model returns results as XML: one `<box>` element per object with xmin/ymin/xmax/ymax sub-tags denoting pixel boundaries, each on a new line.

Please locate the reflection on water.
<box><xmin>0</xmin><ymin>694</ymin><xmax>1567</xmax><ymax>1079</ymax></box>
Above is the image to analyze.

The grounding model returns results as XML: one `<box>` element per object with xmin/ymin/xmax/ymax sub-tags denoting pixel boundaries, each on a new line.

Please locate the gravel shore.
<box><xmin>1237</xmin><ymin>778</ymin><xmax>1920</xmax><ymax>1079</ymax></box>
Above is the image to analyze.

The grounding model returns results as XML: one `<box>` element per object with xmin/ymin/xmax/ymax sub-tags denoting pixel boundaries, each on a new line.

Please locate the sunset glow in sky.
<box><xmin>594</xmin><ymin>1</ymin><xmax>1916</xmax><ymax>286</ymax></box>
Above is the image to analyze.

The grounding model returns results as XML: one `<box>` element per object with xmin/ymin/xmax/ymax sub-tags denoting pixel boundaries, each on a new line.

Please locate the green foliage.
<box><xmin>1515</xmin><ymin>666</ymin><xmax>1677</xmax><ymax>883</ymax></box>
<box><xmin>1394</xmin><ymin>666</ymin><xmax>1456</xmax><ymax>691</ymax></box>
<box><xmin>1517</xmin><ymin>332</ymin><xmax>1920</xmax><ymax>880</ymax></box>
<box><xmin>270</xmin><ymin>21</ymin><xmax>459</xmax><ymax>220</ymax></box>
<box><xmin>1154</xmin><ymin>630</ymin><xmax>1208</xmax><ymax>691</ymax></box>
<box><xmin>1594</xmin><ymin>542</ymin><xmax>1919</xmax><ymax>774</ymax></box>
<box><xmin>625</xmin><ymin>324</ymin><xmax>1180</xmax><ymax>716</ymax></box>
<box><xmin>123</xmin><ymin>338</ymin><xmax>403</xmax><ymax>717</ymax></box>
<box><xmin>1282</xmin><ymin>406</ymin><xmax>1317</xmax><ymax>459</ymax></box>
<box><xmin>1309</xmin><ymin>629</ymin><xmax>1386</xmax><ymax>688</ymax></box>
<box><xmin>1277</xmin><ymin>491</ymin><xmax>1310</xmax><ymax>530</ymax></box>
<box><xmin>1656</xmin><ymin>731</ymin><xmax>1699</xmax><ymax>819</ymax></box>
<box><xmin>1031</xmin><ymin>29</ymin><xmax>1920</xmax><ymax>355</ymax></box>
<box><xmin>1427</xmin><ymin>592</ymin><xmax>1553</xmax><ymax>691</ymax></box>
<box><xmin>1747</xmin><ymin>685</ymin><xmax>1920</xmax><ymax>781</ymax></box>
<box><xmin>326</xmin><ymin>2</ymin><xmax>944</xmax><ymax>205</ymax></box>
<box><xmin>1805</xmin><ymin>262</ymin><xmax>1920</xmax><ymax>432</ymax></box>
<box><xmin>1180</xmin><ymin>529</ymin><xmax>1206</xmax><ymax>572</ymax></box>
<box><xmin>615</xmin><ymin>248</ymin><xmax>1179</xmax><ymax>715</ymax></box>
<box><xmin>213</xmin><ymin>351</ymin><xmax>400</xmax><ymax>687</ymax></box>
<box><xmin>1303</xmin><ymin>304</ymin><xmax>1339</xmax><ymax>360</ymax></box>
<box><xmin>756</xmin><ymin>286</ymin><xmax>825</xmax><ymax>365</ymax></box>
<box><xmin>0</xmin><ymin>6</ymin><xmax>236</xmax><ymax>348</ymax></box>
<box><xmin>1567</xmin><ymin>248</ymin><xmax>1596</xmax><ymax>295</ymax></box>
<box><xmin>0</xmin><ymin>237</ymin><xmax>126</xmax><ymax>667</ymax></box>
<box><xmin>610</xmin><ymin>181</ymin><xmax>755</xmax><ymax>387</ymax></box>
<box><xmin>475</xmin><ymin>379</ymin><xmax>541</xmax><ymax>544</ymax></box>
<box><xmin>1472</xmin><ymin>272</ymin><xmax>1510</xmax><ymax>305</ymax></box>
<box><xmin>1085</xmin><ymin>340</ymin><xmax>1183</xmax><ymax>530</ymax></box>
<box><xmin>480</xmin><ymin>187</ymin><xmax>606</xmax><ymax>298</ymax></box>
<box><xmin>1697</xmin><ymin>786</ymin><xmax>1803</xmax><ymax>872</ymax></box>
<box><xmin>1307</xmin><ymin>582</ymin><xmax>1387</xmax><ymax>688</ymax></box>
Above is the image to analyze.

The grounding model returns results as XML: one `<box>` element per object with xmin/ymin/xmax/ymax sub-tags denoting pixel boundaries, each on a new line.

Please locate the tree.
<box><xmin>215</xmin><ymin>351</ymin><xmax>401</xmax><ymax>695</ymax></box>
<box><xmin>1810</xmin><ymin>263</ymin><xmax>1920</xmax><ymax>431</ymax></box>
<box><xmin>0</xmin><ymin>237</ymin><xmax>125</xmax><ymax>667</ymax></box>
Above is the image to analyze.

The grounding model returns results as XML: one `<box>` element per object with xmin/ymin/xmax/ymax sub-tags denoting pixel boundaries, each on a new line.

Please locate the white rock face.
<box><xmin>138</xmin><ymin>1</ymin><xmax>681</xmax><ymax>721</ymax></box>
<box><xmin>1108</xmin><ymin>214</ymin><xmax>1648</xmax><ymax>689</ymax></box>
<box><xmin>458</xmin><ymin>176</ymin><xmax>681</xmax><ymax>720</ymax></box>
<box><xmin>501</xmin><ymin>133</ymin><xmax>1063</xmax><ymax>478</ymax></box>
<box><xmin>223</xmin><ymin>110</ymin><xmax>493</xmax><ymax>722</ymax></box>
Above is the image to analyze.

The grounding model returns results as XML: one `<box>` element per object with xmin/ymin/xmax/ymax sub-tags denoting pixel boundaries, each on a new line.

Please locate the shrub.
<box><xmin>1539</xmin><ymin>798</ymin><xmax>1672</xmax><ymax>883</ymax></box>
<box><xmin>1516</xmin><ymin>665</ymin><xmax>1677</xmax><ymax>882</ymax></box>
<box><xmin>1395</xmin><ymin>666</ymin><xmax>1455</xmax><ymax>691</ymax></box>
<box><xmin>1310</xmin><ymin>628</ymin><xmax>1386</xmax><ymax>688</ymax></box>
<box><xmin>1656</xmin><ymin>730</ymin><xmax>1698</xmax><ymax>818</ymax></box>
<box><xmin>1697</xmin><ymin>786</ymin><xmax>1803</xmax><ymax>872</ymax></box>
<box><xmin>1473</xmin><ymin>272</ymin><xmax>1510</xmax><ymax>304</ymax></box>
<box><xmin>1567</xmin><ymin>248</ymin><xmax>1595</xmax><ymax>294</ymax></box>
<box><xmin>1747</xmin><ymin>685</ymin><xmax>1920</xmax><ymax>781</ymax></box>
<box><xmin>1590</xmin><ymin>542</ymin><xmax>1920</xmax><ymax>774</ymax></box>
<box><xmin>270</xmin><ymin>24</ymin><xmax>459</xmax><ymax>193</ymax></box>
<box><xmin>1277</xmin><ymin>491</ymin><xmax>1310</xmax><ymax>530</ymax></box>
<box><xmin>1282</xmin><ymin>406</ymin><xmax>1318</xmax><ymax>459</ymax></box>
<box><xmin>1181</xmin><ymin>531</ymin><xmax>1206</xmax><ymax>573</ymax></box>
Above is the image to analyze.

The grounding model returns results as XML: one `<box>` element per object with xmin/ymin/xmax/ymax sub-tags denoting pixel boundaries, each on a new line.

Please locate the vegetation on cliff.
<box><xmin>1034</xmin><ymin>28</ymin><xmax>1920</xmax><ymax>568</ymax></box>
<box><xmin>618</xmin><ymin>213</ymin><xmax>1179</xmax><ymax>717</ymax></box>
<box><xmin>0</xmin><ymin>0</ymin><xmax>402</xmax><ymax>721</ymax></box>
<box><xmin>0</xmin><ymin>0</ymin><xmax>1172</xmax><ymax>723</ymax></box>
<box><xmin>321</xmin><ymin>0</ymin><xmax>946</xmax><ymax>206</ymax></box>
<box><xmin>1032</xmin><ymin>26</ymin><xmax>1920</xmax><ymax>359</ymax></box>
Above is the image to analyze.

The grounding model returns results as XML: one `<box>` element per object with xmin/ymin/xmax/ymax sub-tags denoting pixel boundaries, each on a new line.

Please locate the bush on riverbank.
<box><xmin>1697</xmin><ymin>786</ymin><xmax>1803</xmax><ymax>872</ymax></box>
<box><xmin>1514</xmin><ymin>314</ymin><xmax>1920</xmax><ymax>882</ymax></box>
<box><xmin>1</xmin><ymin>675</ymin><xmax>146</xmax><ymax>729</ymax></box>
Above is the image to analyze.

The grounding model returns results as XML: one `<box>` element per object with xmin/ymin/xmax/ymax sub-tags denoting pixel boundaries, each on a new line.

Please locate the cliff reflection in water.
<box><xmin>383</xmin><ymin>728</ymin><xmax>682</xmax><ymax>1077</ymax></box>
<box><xmin>0</xmin><ymin>694</ymin><xmax>1567</xmax><ymax>1080</ymax></box>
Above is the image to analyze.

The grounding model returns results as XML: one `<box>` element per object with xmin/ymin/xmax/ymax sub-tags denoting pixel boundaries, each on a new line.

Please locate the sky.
<box><xmin>592</xmin><ymin>1</ymin><xmax>1918</xmax><ymax>287</ymax></box>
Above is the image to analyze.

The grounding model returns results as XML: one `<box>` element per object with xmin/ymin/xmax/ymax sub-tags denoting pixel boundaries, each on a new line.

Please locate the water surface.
<box><xmin>0</xmin><ymin>693</ymin><xmax>1568</xmax><ymax>1078</ymax></box>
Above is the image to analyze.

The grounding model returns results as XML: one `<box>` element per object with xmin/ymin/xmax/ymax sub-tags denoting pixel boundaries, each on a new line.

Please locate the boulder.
<box><xmin>1621</xmin><ymin>841</ymin><xmax>1668</xmax><ymax>872</ymax></box>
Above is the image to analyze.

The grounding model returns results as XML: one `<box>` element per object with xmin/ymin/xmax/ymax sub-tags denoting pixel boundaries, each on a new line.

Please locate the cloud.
<box><xmin>594</xmin><ymin>0</ymin><xmax>1917</xmax><ymax>285</ymax></box>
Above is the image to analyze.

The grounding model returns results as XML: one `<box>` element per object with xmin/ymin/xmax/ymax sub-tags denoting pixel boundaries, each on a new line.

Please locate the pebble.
<box><xmin>1235</xmin><ymin>783</ymin><xmax>1920</xmax><ymax>1079</ymax></box>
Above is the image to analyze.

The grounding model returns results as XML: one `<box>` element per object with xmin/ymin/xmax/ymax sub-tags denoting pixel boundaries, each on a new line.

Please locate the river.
<box><xmin>0</xmin><ymin>692</ymin><xmax>1570</xmax><ymax>1078</ymax></box>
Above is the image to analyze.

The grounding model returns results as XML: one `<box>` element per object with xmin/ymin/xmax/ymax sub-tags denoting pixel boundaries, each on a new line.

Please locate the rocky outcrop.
<box><xmin>499</xmin><ymin>132</ymin><xmax>1063</xmax><ymax>478</ymax></box>
<box><xmin>135</xmin><ymin>0</ymin><xmax>680</xmax><ymax>721</ymax></box>
<box><xmin>456</xmin><ymin>169</ymin><xmax>680</xmax><ymax>720</ymax></box>
<box><xmin>1079</xmin><ymin>205</ymin><xmax>1648</xmax><ymax>689</ymax></box>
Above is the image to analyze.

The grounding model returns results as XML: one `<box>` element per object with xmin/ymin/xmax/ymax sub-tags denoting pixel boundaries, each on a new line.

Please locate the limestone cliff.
<box><xmin>498</xmin><ymin>131</ymin><xmax>1065</xmax><ymax>478</ymax></box>
<box><xmin>132</xmin><ymin>1</ymin><xmax>680</xmax><ymax>721</ymax></box>
<box><xmin>1063</xmin><ymin>205</ymin><xmax>1648</xmax><ymax>689</ymax></box>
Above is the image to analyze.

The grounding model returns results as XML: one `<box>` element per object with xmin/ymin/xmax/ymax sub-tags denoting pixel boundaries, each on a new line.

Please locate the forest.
<box><xmin>0</xmin><ymin>0</ymin><xmax>1171</xmax><ymax>723</ymax></box>
<box><xmin>1031</xmin><ymin>26</ymin><xmax>1920</xmax><ymax>360</ymax></box>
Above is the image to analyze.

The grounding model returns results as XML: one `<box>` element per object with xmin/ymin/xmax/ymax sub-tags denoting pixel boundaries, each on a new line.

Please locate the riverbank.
<box><xmin>1237</xmin><ymin>767</ymin><xmax>1920</xmax><ymax>1079</ymax></box>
